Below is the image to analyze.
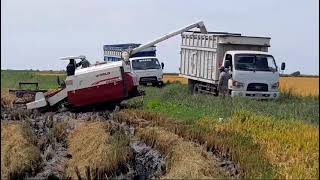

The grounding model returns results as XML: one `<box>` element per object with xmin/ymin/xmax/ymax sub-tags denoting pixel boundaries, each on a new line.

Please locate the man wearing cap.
<box><xmin>79</xmin><ymin>57</ymin><xmax>90</xmax><ymax>68</ymax></box>
<box><xmin>218</xmin><ymin>66</ymin><xmax>231</xmax><ymax>97</ymax></box>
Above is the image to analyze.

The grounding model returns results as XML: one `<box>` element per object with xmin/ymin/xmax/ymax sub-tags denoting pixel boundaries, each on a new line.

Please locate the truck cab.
<box><xmin>222</xmin><ymin>50</ymin><xmax>285</xmax><ymax>99</ymax></box>
<box><xmin>130</xmin><ymin>56</ymin><xmax>164</xmax><ymax>87</ymax></box>
<box><xmin>103</xmin><ymin>43</ymin><xmax>164</xmax><ymax>87</ymax></box>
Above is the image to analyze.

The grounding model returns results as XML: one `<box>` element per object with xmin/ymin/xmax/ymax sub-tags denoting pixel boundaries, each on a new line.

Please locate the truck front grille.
<box><xmin>247</xmin><ymin>83</ymin><xmax>268</xmax><ymax>92</ymax></box>
<box><xmin>140</xmin><ymin>76</ymin><xmax>157</xmax><ymax>82</ymax></box>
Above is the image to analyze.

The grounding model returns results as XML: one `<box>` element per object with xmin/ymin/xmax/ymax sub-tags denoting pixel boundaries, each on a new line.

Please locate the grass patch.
<box><xmin>1</xmin><ymin>122</ymin><xmax>42</xmax><ymax>179</ymax></box>
<box><xmin>65</xmin><ymin>122</ymin><xmax>131</xmax><ymax>179</ymax></box>
<box><xmin>1</xmin><ymin>70</ymin><xmax>65</xmax><ymax>90</ymax></box>
<box><xmin>140</xmin><ymin>84</ymin><xmax>319</xmax><ymax>125</ymax></box>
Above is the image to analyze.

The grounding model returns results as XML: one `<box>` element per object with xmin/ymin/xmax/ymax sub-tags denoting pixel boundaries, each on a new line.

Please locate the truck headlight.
<box><xmin>232</xmin><ymin>80</ymin><xmax>244</xmax><ymax>88</ymax></box>
<box><xmin>271</xmin><ymin>82</ymin><xmax>279</xmax><ymax>89</ymax></box>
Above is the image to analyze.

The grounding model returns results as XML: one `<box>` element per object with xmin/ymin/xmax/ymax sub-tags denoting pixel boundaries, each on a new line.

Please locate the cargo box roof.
<box><xmin>184</xmin><ymin>31</ymin><xmax>270</xmax><ymax>39</ymax></box>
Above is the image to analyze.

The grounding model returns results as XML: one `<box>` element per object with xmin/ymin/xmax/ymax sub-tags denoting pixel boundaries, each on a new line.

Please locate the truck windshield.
<box><xmin>132</xmin><ymin>58</ymin><xmax>161</xmax><ymax>70</ymax></box>
<box><xmin>234</xmin><ymin>54</ymin><xmax>277</xmax><ymax>72</ymax></box>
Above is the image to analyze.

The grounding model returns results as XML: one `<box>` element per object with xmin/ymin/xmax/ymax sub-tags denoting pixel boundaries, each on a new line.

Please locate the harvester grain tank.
<box><xmin>26</xmin><ymin>21</ymin><xmax>207</xmax><ymax>110</ymax></box>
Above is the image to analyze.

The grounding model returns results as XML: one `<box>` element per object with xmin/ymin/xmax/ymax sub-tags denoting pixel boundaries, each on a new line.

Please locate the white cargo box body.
<box><xmin>180</xmin><ymin>32</ymin><xmax>270</xmax><ymax>84</ymax></box>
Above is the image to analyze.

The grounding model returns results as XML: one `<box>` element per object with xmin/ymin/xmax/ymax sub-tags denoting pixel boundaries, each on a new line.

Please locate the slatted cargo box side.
<box><xmin>179</xmin><ymin>32</ymin><xmax>270</xmax><ymax>84</ymax></box>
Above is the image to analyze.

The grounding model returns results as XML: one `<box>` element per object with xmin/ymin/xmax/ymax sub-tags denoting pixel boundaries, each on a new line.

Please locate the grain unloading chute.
<box><xmin>26</xmin><ymin>21</ymin><xmax>207</xmax><ymax>110</ymax></box>
<box><xmin>121</xmin><ymin>21</ymin><xmax>207</xmax><ymax>61</ymax></box>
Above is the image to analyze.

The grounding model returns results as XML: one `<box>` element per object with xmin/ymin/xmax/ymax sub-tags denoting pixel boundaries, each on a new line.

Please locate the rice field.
<box><xmin>1</xmin><ymin>70</ymin><xmax>319</xmax><ymax>179</ymax></box>
<box><xmin>163</xmin><ymin>74</ymin><xmax>319</xmax><ymax>97</ymax></box>
<box><xmin>279</xmin><ymin>77</ymin><xmax>319</xmax><ymax>97</ymax></box>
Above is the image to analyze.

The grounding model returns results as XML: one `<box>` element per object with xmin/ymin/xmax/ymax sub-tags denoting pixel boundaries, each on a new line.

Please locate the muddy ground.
<box><xmin>1</xmin><ymin>104</ymin><xmax>240</xmax><ymax>179</ymax></box>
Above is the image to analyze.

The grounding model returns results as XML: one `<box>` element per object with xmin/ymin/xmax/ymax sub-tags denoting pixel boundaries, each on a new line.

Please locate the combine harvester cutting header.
<box><xmin>26</xmin><ymin>21</ymin><xmax>207</xmax><ymax>110</ymax></box>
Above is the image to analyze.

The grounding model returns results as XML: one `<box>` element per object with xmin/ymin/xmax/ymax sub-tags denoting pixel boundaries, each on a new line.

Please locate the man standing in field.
<box><xmin>218</xmin><ymin>66</ymin><xmax>231</xmax><ymax>97</ymax></box>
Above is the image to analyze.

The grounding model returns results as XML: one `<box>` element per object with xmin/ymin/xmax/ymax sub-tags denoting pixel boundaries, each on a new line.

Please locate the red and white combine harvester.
<box><xmin>26</xmin><ymin>21</ymin><xmax>207</xmax><ymax>110</ymax></box>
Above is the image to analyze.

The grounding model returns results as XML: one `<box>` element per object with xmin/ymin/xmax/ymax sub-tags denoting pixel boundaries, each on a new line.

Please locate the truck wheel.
<box><xmin>158</xmin><ymin>81</ymin><xmax>164</xmax><ymax>88</ymax></box>
<box><xmin>214</xmin><ymin>89</ymin><xmax>219</xmax><ymax>96</ymax></box>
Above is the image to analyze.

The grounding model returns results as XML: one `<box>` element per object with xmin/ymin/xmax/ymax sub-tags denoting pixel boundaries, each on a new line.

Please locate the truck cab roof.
<box><xmin>225</xmin><ymin>50</ymin><xmax>272</xmax><ymax>56</ymax></box>
<box><xmin>129</xmin><ymin>56</ymin><xmax>158</xmax><ymax>61</ymax></box>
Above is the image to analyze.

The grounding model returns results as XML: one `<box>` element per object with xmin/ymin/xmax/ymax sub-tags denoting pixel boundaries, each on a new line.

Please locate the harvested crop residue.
<box><xmin>65</xmin><ymin>122</ymin><xmax>131</xmax><ymax>179</ymax></box>
<box><xmin>1</xmin><ymin>90</ymin><xmax>16</xmax><ymax>109</ymax></box>
<box><xmin>1</xmin><ymin>122</ymin><xmax>42</xmax><ymax>179</ymax></box>
<box><xmin>137</xmin><ymin>127</ymin><xmax>229</xmax><ymax>179</ymax></box>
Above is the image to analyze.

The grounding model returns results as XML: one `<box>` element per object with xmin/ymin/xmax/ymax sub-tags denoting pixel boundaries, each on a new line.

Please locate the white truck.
<box><xmin>180</xmin><ymin>31</ymin><xmax>285</xmax><ymax>99</ymax></box>
<box><xmin>130</xmin><ymin>56</ymin><xmax>164</xmax><ymax>86</ymax></box>
<box><xmin>104</xmin><ymin>44</ymin><xmax>164</xmax><ymax>86</ymax></box>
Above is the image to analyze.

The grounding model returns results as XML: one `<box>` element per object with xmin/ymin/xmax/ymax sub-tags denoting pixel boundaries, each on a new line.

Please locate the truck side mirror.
<box><xmin>281</xmin><ymin>62</ymin><xmax>285</xmax><ymax>70</ymax></box>
<box><xmin>161</xmin><ymin>62</ymin><xmax>164</xmax><ymax>69</ymax></box>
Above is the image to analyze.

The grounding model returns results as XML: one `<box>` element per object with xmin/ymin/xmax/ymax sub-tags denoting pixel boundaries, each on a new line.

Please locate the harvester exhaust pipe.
<box><xmin>121</xmin><ymin>21</ymin><xmax>207</xmax><ymax>61</ymax></box>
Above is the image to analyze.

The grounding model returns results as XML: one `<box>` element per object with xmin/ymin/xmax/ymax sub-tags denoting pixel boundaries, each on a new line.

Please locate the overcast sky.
<box><xmin>1</xmin><ymin>0</ymin><xmax>319</xmax><ymax>74</ymax></box>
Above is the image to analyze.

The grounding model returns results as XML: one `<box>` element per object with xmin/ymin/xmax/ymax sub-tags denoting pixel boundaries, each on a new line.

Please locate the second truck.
<box><xmin>103</xmin><ymin>44</ymin><xmax>164</xmax><ymax>87</ymax></box>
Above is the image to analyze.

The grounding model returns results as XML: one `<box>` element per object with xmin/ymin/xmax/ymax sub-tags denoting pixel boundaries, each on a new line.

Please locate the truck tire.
<box><xmin>157</xmin><ymin>81</ymin><xmax>164</xmax><ymax>88</ymax></box>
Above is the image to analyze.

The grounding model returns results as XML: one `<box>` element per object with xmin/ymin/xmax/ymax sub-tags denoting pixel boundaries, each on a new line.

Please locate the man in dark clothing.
<box><xmin>218</xmin><ymin>66</ymin><xmax>231</xmax><ymax>97</ymax></box>
<box><xmin>66</xmin><ymin>59</ymin><xmax>76</xmax><ymax>76</ymax></box>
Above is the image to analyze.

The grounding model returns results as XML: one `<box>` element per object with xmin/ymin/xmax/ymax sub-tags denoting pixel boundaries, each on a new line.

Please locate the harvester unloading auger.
<box><xmin>26</xmin><ymin>21</ymin><xmax>207</xmax><ymax>110</ymax></box>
